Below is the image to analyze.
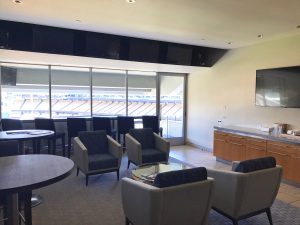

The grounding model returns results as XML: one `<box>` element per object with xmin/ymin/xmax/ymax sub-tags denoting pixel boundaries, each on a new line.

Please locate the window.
<box><xmin>0</xmin><ymin>63</ymin><xmax>49</xmax><ymax>119</ymax></box>
<box><xmin>51</xmin><ymin>66</ymin><xmax>90</xmax><ymax>118</ymax></box>
<box><xmin>128</xmin><ymin>71</ymin><xmax>157</xmax><ymax>117</ymax></box>
<box><xmin>92</xmin><ymin>68</ymin><xmax>126</xmax><ymax>116</ymax></box>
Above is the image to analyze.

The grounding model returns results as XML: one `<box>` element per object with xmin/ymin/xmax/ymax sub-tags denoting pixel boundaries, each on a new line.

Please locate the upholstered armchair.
<box><xmin>125</xmin><ymin>128</ymin><xmax>170</xmax><ymax>169</ymax></box>
<box><xmin>122</xmin><ymin>167</ymin><xmax>215</xmax><ymax>225</ymax></box>
<box><xmin>207</xmin><ymin>157</ymin><xmax>282</xmax><ymax>225</ymax></box>
<box><xmin>73</xmin><ymin>131</ymin><xmax>123</xmax><ymax>186</ymax></box>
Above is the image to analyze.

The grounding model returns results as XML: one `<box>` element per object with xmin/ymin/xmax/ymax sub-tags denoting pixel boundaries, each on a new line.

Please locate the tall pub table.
<box><xmin>0</xmin><ymin>155</ymin><xmax>74</xmax><ymax>225</ymax></box>
<box><xmin>0</xmin><ymin>129</ymin><xmax>55</xmax><ymax>154</ymax></box>
<box><xmin>0</xmin><ymin>129</ymin><xmax>56</xmax><ymax>207</ymax></box>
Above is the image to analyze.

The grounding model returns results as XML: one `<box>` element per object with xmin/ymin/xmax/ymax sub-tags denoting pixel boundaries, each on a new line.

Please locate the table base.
<box><xmin>31</xmin><ymin>194</ymin><xmax>43</xmax><ymax>208</ymax></box>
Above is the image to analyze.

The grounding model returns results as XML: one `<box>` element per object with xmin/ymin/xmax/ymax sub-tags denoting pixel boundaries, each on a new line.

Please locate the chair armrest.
<box><xmin>207</xmin><ymin>168</ymin><xmax>247</xmax><ymax>218</ymax></box>
<box><xmin>73</xmin><ymin>137</ymin><xmax>89</xmax><ymax>173</ymax></box>
<box><xmin>122</xmin><ymin>178</ymin><xmax>162</xmax><ymax>225</ymax></box>
<box><xmin>107</xmin><ymin>135</ymin><xmax>123</xmax><ymax>167</ymax></box>
<box><xmin>125</xmin><ymin>134</ymin><xmax>142</xmax><ymax>165</ymax></box>
<box><xmin>153</xmin><ymin>133</ymin><xmax>170</xmax><ymax>161</ymax></box>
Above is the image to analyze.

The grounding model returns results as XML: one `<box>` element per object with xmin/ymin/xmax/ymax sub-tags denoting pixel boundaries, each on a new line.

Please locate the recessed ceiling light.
<box><xmin>297</xmin><ymin>25</ymin><xmax>300</xmax><ymax>29</ymax></box>
<box><xmin>227</xmin><ymin>42</ymin><xmax>232</xmax><ymax>45</ymax></box>
<box><xmin>201</xmin><ymin>38</ymin><xmax>206</xmax><ymax>41</ymax></box>
<box><xmin>75</xmin><ymin>19</ymin><xmax>81</xmax><ymax>23</ymax></box>
<box><xmin>126</xmin><ymin>0</ymin><xmax>136</xmax><ymax>3</ymax></box>
<box><xmin>13</xmin><ymin>0</ymin><xmax>23</xmax><ymax>4</ymax></box>
<box><xmin>257</xmin><ymin>34</ymin><xmax>263</xmax><ymax>38</ymax></box>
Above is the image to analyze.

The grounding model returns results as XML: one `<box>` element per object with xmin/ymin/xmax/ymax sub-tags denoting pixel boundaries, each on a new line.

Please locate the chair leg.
<box><xmin>125</xmin><ymin>217</ymin><xmax>130</xmax><ymax>225</ymax></box>
<box><xmin>76</xmin><ymin>167</ymin><xmax>79</xmax><ymax>176</ymax></box>
<box><xmin>86</xmin><ymin>175</ymin><xmax>89</xmax><ymax>186</ymax></box>
<box><xmin>127</xmin><ymin>160</ymin><xmax>131</xmax><ymax>169</ymax></box>
<box><xmin>117</xmin><ymin>170</ymin><xmax>119</xmax><ymax>180</ymax></box>
<box><xmin>23</xmin><ymin>190</ymin><xmax>32</xmax><ymax>225</ymax></box>
<box><xmin>266</xmin><ymin>208</ymin><xmax>273</xmax><ymax>225</ymax></box>
<box><xmin>53</xmin><ymin>138</ymin><xmax>57</xmax><ymax>155</ymax></box>
<box><xmin>123</xmin><ymin>134</ymin><xmax>126</xmax><ymax>147</ymax></box>
<box><xmin>232</xmin><ymin>219</ymin><xmax>238</xmax><ymax>225</ymax></box>
<box><xmin>62</xmin><ymin>136</ymin><xmax>66</xmax><ymax>157</ymax></box>
<box><xmin>47</xmin><ymin>139</ymin><xmax>51</xmax><ymax>154</ymax></box>
<box><xmin>68</xmin><ymin>137</ymin><xmax>71</xmax><ymax>158</ymax></box>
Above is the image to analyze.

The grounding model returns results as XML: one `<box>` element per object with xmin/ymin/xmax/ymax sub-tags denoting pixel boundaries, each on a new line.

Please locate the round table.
<box><xmin>0</xmin><ymin>129</ymin><xmax>54</xmax><ymax>154</ymax></box>
<box><xmin>0</xmin><ymin>154</ymin><xmax>74</xmax><ymax>225</ymax></box>
<box><xmin>132</xmin><ymin>163</ymin><xmax>189</xmax><ymax>183</ymax></box>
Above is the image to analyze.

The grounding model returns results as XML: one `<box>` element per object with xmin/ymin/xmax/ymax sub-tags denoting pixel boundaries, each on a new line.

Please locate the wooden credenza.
<box><xmin>214</xmin><ymin>129</ymin><xmax>300</xmax><ymax>183</ymax></box>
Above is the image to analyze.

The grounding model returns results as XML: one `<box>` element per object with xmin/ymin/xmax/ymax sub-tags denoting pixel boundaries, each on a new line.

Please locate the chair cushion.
<box><xmin>129</xmin><ymin>128</ymin><xmax>154</xmax><ymax>149</ymax></box>
<box><xmin>153</xmin><ymin>167</ymin><xmax>207</xmax><ymax>188</ymax></box>
<box><xmin>88</xmin><ymin>153</ymin><xmax>118</xmax><ymax>170</ymax></box>
<box><xmin>142</xmin><ymin>148</ymin><xmax>166</xmax><ymax>164</ymax></box>
<box><xmin>79</xmin><ymin>131</ymin><xmax>108</xmax><ymax>155</ymax></box>
<box><xmin>233</xmin><ymin>156</ymin><xmax>276</xmax><ymax>173</ymax></box>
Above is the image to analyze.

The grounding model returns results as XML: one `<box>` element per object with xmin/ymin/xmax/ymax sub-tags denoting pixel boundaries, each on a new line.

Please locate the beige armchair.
<box><xmin>207</xmin><ymin>158</ymin><xmax>282</xmax><ymax>225</ymax></box>
<box><xmin>125</xmin><ymin>128</ymin><xmax>170</xmax><ymax>169</ymax></box>
<box><xmin>122</xmin><ymin>175</ymin><xmax>214</xmax><ymax>225</ymax></box>
<box><xmin>73</xmin><ymin>131</ymin><xmax>123</xmax><ymax>186</ymax></box>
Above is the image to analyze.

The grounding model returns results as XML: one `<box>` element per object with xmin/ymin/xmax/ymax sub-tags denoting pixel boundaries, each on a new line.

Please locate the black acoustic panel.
<box><xmin>119</xmin><ymin>37</ymin><xmax>130</xmax><ymax>60</ymax></box>
<box><xmin>129</xmin><ymin>38</ymin><xmax>159</xmax><ymax>63</ymax></box>
<box><xmin>33</xmin><ymin>26</ymin><xmax>74</xmax><ymax>54</ymax></box>
<box><xmin>192</xmin><ymin>47</ymin><xmax>227</xmax><ymax>67</ymax></box>
<box><xmin>0</xmin><ymin>30</ymin><xmax>9</xmax><ymax>49</ymax></box>
<box><xmin>0</xmin><ymin>19</ymin><xmax>227</xmax><ymax>67</ymax></box>
<box><xmin>166</xmin><ymin>43</ymin><xmax>193</xmax><ymax>66</ymax></box>
<box><xmin>0</xmin><ymin>20</ymin><xmax>33</xmax><ymax>51</ymax></box>
<box><xmin>86</xmin><ymin>32</ymin><xmax>120</xmax><ymax>59</ymax></box>
<box><xmin>158</xmin><ymin>42</ymin><xmax>168</xmax><ymax>64</ymax></box>
<box><xmin>73</xmin><ymin>31</ymin><xmax>86</xmax><ymax>56</ymax></box>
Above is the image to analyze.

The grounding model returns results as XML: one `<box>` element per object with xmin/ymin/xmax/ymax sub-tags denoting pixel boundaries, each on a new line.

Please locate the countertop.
<box><xmin>214</xmin><ymin>125</ymin><xmax>300</xmax><ymax>145</ymax></box>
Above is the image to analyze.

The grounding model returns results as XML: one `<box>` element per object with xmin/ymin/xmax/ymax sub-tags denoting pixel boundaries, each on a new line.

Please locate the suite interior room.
<box><xmin>0</xmin><ymin>1</ymin><xmax>300</xmax><ymax>225</ymax></box>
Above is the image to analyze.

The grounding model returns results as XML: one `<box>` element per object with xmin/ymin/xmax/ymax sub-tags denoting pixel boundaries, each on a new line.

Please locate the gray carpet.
<box><xmin>32</xmin><ymin>156</ymin><xmax>300</xmax><ymax>225</ymax></box>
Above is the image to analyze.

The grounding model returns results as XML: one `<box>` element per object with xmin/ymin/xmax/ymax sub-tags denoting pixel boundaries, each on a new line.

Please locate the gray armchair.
<box><xmin>207</xmin><ymin>157</ymin><xmax>282</xmax><ymax>225</ymax></box>
<box><xmin>122</xmin><ymin>173</ymin><xmax>214</xmax><ymax>225</ymax></box>
<box><xmin>125</xmin><ymin>128</ymin><xmax>170</xmax><ymax>169</ymax></box>
<box><xmin>73</xmin><ymin>131</ymin><xmax>123</xmax><ymax>186</ymax></box>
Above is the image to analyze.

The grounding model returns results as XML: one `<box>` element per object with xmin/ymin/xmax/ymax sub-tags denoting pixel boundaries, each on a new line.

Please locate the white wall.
<box><xmin>186</xmin><ymin>35</ymin><xmax>300</xmax><ymax>151</ymax></box>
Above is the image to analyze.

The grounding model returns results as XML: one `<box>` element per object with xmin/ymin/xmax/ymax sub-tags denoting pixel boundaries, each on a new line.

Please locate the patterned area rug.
<box><xmin>32</xmin><ymin>156</ymin><xmax>300</xmax><ymax>225</ymax></box>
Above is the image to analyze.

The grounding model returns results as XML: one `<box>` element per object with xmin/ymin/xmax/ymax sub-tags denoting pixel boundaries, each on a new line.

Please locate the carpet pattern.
<box><xmin>31</xmin><ymin>156</ymin><xmax>300</xmax><ymax>225</ymax></box>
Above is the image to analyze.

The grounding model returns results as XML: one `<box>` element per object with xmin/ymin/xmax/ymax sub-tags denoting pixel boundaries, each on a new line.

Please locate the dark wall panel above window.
<box><xmin>86</xmin><ymin>32</ymin><xmax>121</xmax><ymax>60</ymax></box>
<box><xmin>0</xmin><ymin>20</ymin><xmax>32</xmax><ymax>51</ymax></box>
<box><xmin>166</xmin><ymin>44</ymin><xmax>193</xmax><ymax>66</ymax></box>
<box><xmin>33</xmin><ymin>26</ymin><xmax>74</xmax><ymax>55</ymax></box>
<box><xmin>0</xmin><ymin>20</ymin><xmax>227</xmax><ymax>67</ymax></box>
<box><xmin>129</xmin><ymin>38</ymin><xmax>159</xmax><ymax>63</ymax></box>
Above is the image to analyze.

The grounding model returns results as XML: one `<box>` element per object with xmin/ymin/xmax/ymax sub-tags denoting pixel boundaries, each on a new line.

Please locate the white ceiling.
<box><xmin>0</xmin><ymin>0</ymin><xmax>300</xmax><ymax>49</ymax></box>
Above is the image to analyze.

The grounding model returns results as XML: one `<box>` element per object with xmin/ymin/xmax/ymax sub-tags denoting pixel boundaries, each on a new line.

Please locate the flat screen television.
<box><xmin>256</xmin><ymin>66</ymin><xmax>300</xmax><ymax>107</ymax></box>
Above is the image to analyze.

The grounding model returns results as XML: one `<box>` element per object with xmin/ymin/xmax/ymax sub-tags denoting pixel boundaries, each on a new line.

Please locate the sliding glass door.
<box><xmin>158</xmin><ymin>73</ymin><xmax>186</xmax><ymax>145</ymax></box>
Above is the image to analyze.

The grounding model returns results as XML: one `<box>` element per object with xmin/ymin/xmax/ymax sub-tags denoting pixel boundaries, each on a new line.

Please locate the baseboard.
<box><xmin>185</xmin><ymin>139</ymin><xmax>213</xmax><ymax>152</ymax></box>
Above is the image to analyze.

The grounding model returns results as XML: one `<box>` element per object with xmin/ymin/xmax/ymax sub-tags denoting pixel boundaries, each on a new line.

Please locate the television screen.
<box><xmin>256</xmin><ymin>66</ymin><xmax>300</xmax><ymax>107</ymax></box>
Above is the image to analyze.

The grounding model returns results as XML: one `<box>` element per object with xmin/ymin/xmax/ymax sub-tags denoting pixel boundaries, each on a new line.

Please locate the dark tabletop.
<box><xmin>0</xmin><ymin>130</ymin><xmax>54</xmax><ymax>141</ymax></box>
<box><xmin>0</xmin><ymin>154</ymin><xmax>74</xmax><ymax>193</ymax></box>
